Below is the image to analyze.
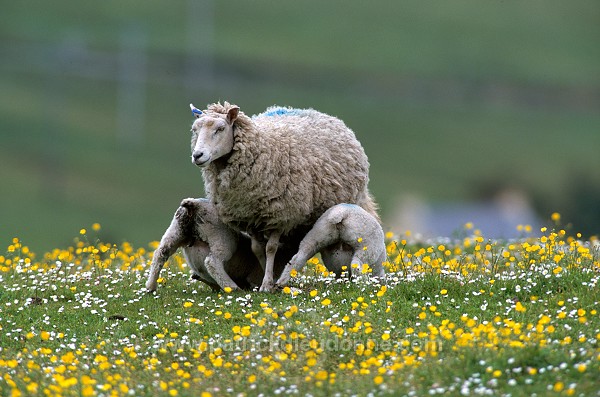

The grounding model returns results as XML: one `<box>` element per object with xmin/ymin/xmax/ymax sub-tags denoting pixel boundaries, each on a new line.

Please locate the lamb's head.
<box><xmin>190</xmin><ymin>105</ymin><xmax>239</xmax><ymax>167</ymax></box>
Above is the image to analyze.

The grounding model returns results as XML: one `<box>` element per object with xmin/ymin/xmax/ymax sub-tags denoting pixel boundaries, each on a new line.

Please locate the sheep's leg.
<box><xmin>370</xmin><ymin>261</ymin><xmax>386</xmax><ymax>279</ymax></box>
<box><xmin>250</xmin><ymin>237</ymin><xmax>267</xmax><ymax>270</ymax></box>
<box><xmin>146</xmin><ymin>216</ymin><xmax>187</xmax><ymax>292</ymax></box>
<box><xmin>350</xmin><ymin>248</ymin><xmax>386</xmax><ymax>280</ymax></box>
<box><xmin>203</xmin><ymin>255</ymin><xmax>241</xmax><ymax>291</ymax></box>
<box><xmin>259</xmin><ymin>232</ymin><xmax>281</xmax><ymax>292</ymax></box>
<box><xmin>349</xmin><ymin>251</ymin><xmax>367</xmax><ymax>279</ymax></box>
<box><xmin>275</xmin><ymin>224</ymin><xmax>339</xmax><ymax>288</ymax></box>
<box><xmin>361</xmin><ymin>249</ymin><xmax>387</xmax><ymax>279</ymax></box>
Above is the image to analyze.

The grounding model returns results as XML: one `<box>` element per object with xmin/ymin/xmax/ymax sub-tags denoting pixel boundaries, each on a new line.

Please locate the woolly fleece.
<box><xmin>196</xmin><ymin>102</ymin><xmax>379</xmax><ymax>237</ymax></box>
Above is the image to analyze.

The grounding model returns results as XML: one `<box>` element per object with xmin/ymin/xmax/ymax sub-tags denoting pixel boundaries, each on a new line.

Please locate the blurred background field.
<box><xmin>1</xmin><ymin>0</ymin><xmax>599</xmax><ymax>252</ymax></box>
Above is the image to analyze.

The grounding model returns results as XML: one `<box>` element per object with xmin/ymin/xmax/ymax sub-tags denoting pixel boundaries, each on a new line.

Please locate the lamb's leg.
<box><xmin>350</xmin><ymin>248</ymin><xmax>387</xmax><ymax>280</ymax></box>
<box><xmin>370</xmin><ymin>260</ymin><xmax>386</xmax><ymax>279</ymax></box>
<box><xmin>364</xmin><ymin>250</ymin><xmax>387</xmax><ymax>279</ymax></box>
<box><xmin>250</xmin><ymin>236</ymin><xmax>267</xmax><ymax>270</ymax></box>
<box><xmin>259</xmin><ymin>231</ymin><xmax>281</xmax><ymax>292</ymax></box>
<box><xmin>275</xmin><ymin>224</ymin><xmax>339</xmax><ymax>288</ymax></box>
<box><xmin>203</xmin><ymin>255</ymin><xmax>241</xmax><ymax>291</ymax></box>
<box><xmin>146</xmin><ymin>215</ymin><xmax>187</xmax><ymax>292</ymax></box>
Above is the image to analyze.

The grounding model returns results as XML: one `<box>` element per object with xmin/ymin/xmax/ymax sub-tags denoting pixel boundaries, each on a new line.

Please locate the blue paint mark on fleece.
<box><xmin>258</xmin><ymin>106</ymin><xmax>308</xmax><ymax>118</ymax></box>
<box><xmin>339</xmin><ymin>203</ymin><xmax>360</xmax><ymax>209</ymax></box>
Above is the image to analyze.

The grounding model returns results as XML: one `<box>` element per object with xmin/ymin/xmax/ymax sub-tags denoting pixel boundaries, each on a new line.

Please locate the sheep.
<box><xmin>275</xmin><ymin>203</ymin><xmax>386</xmax><ymax>288</ymax></box>
<box><xmin>145</xmin><ymin>198</ymin><xmax>265</xmax><ymax>292</ymax></box>
<box><xmin>145</xmin><ymin>198</ymin><xmax>304</xmax><ymax>292</ymax></box>
<box><xmin>189</xmin><ymin>102</ymin><xmax>379</xmax><ymax>292</ymax></box>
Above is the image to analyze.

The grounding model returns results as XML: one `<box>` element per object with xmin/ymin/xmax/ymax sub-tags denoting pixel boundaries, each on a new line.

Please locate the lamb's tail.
<box><xmin>358</xmin><ymin>190</ymin><xmax>381</xmax><ymax>225</ymax></box>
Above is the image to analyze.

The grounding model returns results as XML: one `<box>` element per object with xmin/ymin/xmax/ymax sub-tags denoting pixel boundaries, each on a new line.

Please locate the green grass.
<box><xmin>1</xmin><ymin>226</ymin><xmax>599</xmax><ymax>396</ymax></box>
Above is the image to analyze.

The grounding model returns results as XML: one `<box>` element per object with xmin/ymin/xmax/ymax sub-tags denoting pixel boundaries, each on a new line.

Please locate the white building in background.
<box><xmin>390</xmin><ymin>188</ymin><xmax>542</xmax><ymax>240</ymax></box>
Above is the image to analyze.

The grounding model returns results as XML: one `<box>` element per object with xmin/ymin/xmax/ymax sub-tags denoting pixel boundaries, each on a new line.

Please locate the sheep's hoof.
<box><xmin>274</xmin><ymin>281</ymin><xmax>286</xmax><ymax>291</ymax></box>
<box><xmin>221</xmin><ymin>285</ymin><xmax>240</xmax><ymax>293</ymax></box>
<box><xmin>145</xmin><ymin>282</ymin><xmax>158</xmax><ymax>293</ymax></box>
<box><xmin>259</xmin><ymin>282</ymin><xmax>275</xmax><ymax>293</ymax></box>
<box><xmin>275</xmin><ymin>274</ymin><xmax>290</xmax><ymax>288</ymax></box>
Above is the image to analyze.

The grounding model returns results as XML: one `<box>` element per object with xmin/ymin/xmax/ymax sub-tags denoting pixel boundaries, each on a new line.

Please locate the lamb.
<box><xmin>145</xmin><ymin>198</ymin><xmax>266</xmax><ymax>292</ymax></box>
<box><xmin>275</xmin><ymin>203</ymin><xmax>387</xmax><ymax>288</ymax></box>
<box><xmin>145</xmin><ymin>199</ymin><xmax>385</xmax><ymax>293</ymax></box>
<box><xmin>189</xmin><ymin>102</ymin><xmax>379</xmax><ymax>292</ymax></box>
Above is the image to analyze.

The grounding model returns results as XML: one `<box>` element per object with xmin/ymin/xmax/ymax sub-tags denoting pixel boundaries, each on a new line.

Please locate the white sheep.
<box><xmin>145</xmin><ymin>198</ymin><xmax>265</xmax><ymax>292</ymax></box>
<box><xmin>275</xmin><ymin>203</ymin><xmax>386</xmax><ymax>287</ymax></box>
<box><xmin>189</xmin><ymin>102</ymin><xmax>379</xmax><ymax>292</ymax></box>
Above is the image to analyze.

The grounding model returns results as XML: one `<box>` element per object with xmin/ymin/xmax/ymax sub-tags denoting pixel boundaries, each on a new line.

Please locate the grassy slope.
<box><xmin>0</xmin><ymin>229</ymin><xmax>599</xmax><ymax>396</ymax></box>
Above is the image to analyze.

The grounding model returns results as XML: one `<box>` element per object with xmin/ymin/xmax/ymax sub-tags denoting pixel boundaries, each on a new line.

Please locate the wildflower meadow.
<box><xmin>1</xmin><ymin>216</ymin><xmax>599</xmax><ymax>396</ymax></box>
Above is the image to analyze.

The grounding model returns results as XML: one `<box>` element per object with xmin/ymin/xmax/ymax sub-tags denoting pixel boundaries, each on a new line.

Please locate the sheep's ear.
<box><xmin>190</xmin><ymin>103</ymin><xmax>203</xmax><ymax>119</ymax></box>
<box><xmin>226</xmin><ymin>106</ymin><xmax>240</xmax><ymax>125</ymax></box>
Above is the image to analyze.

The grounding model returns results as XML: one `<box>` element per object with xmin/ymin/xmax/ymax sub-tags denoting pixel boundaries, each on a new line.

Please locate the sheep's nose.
<box><xmin>192</xmin><ymin>152</ymin><xmax>204</xmax><ymax>163</ymax></box>
<box><xmin>192</xmin><ymin>151</ymin><xmax>209</xmax><ymax>166</ymax></box>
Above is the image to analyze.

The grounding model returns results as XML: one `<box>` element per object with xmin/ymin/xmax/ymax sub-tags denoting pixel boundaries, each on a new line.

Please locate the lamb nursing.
<box><xmin>275</xmin><ymin>203</ymin><xmax>386</xmax><ymax>287</ymax></box>
<box><xmin>190</xmin><ymin>102</ymin><xmax>380</xmax><ymax>291</ymax></box>
<box><xmin>145</xmin><ymin>199</ymin><xmax>386</xmax><ymax>292</ymax></box>
<box><xmin>145</xmin><ymin>198</ymin><xmax>266</xmax><ymax>292</ymax></box>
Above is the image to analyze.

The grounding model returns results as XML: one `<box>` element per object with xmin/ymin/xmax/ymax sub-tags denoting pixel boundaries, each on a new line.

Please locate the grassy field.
<box><xmin>1</xmin><ymin>1</ymin><xmax>600</xmax><ymax>252</ymax></box>
<box><xmin>1</xmin><ymin>218</ymin><xmax>599</xmax><ymax>396</ymax></box>
<box><xmin>2</xmin><ymin>3</ymin><xmax>599</xmax><ymax>395</ymax></box>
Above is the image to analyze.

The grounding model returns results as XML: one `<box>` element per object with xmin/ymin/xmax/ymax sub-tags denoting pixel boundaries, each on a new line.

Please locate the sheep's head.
<box><xmin>190</xmin><ymin>105</ymin><xmax>239</xmax><ymax>167</ymax></box>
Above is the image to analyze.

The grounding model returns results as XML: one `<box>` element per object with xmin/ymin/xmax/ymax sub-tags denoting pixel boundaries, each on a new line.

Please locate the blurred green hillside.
<box><xmin>1</xmin><ymin>0</ymin><xmax>599</xmax><ymax>252</ymax></box>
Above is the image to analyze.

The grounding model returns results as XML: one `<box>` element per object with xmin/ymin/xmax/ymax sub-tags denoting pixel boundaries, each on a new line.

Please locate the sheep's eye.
<box><xmin>216</xmin><ymin>126</ymin><xmax>225</xmax><ymax>133</ymax></box>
